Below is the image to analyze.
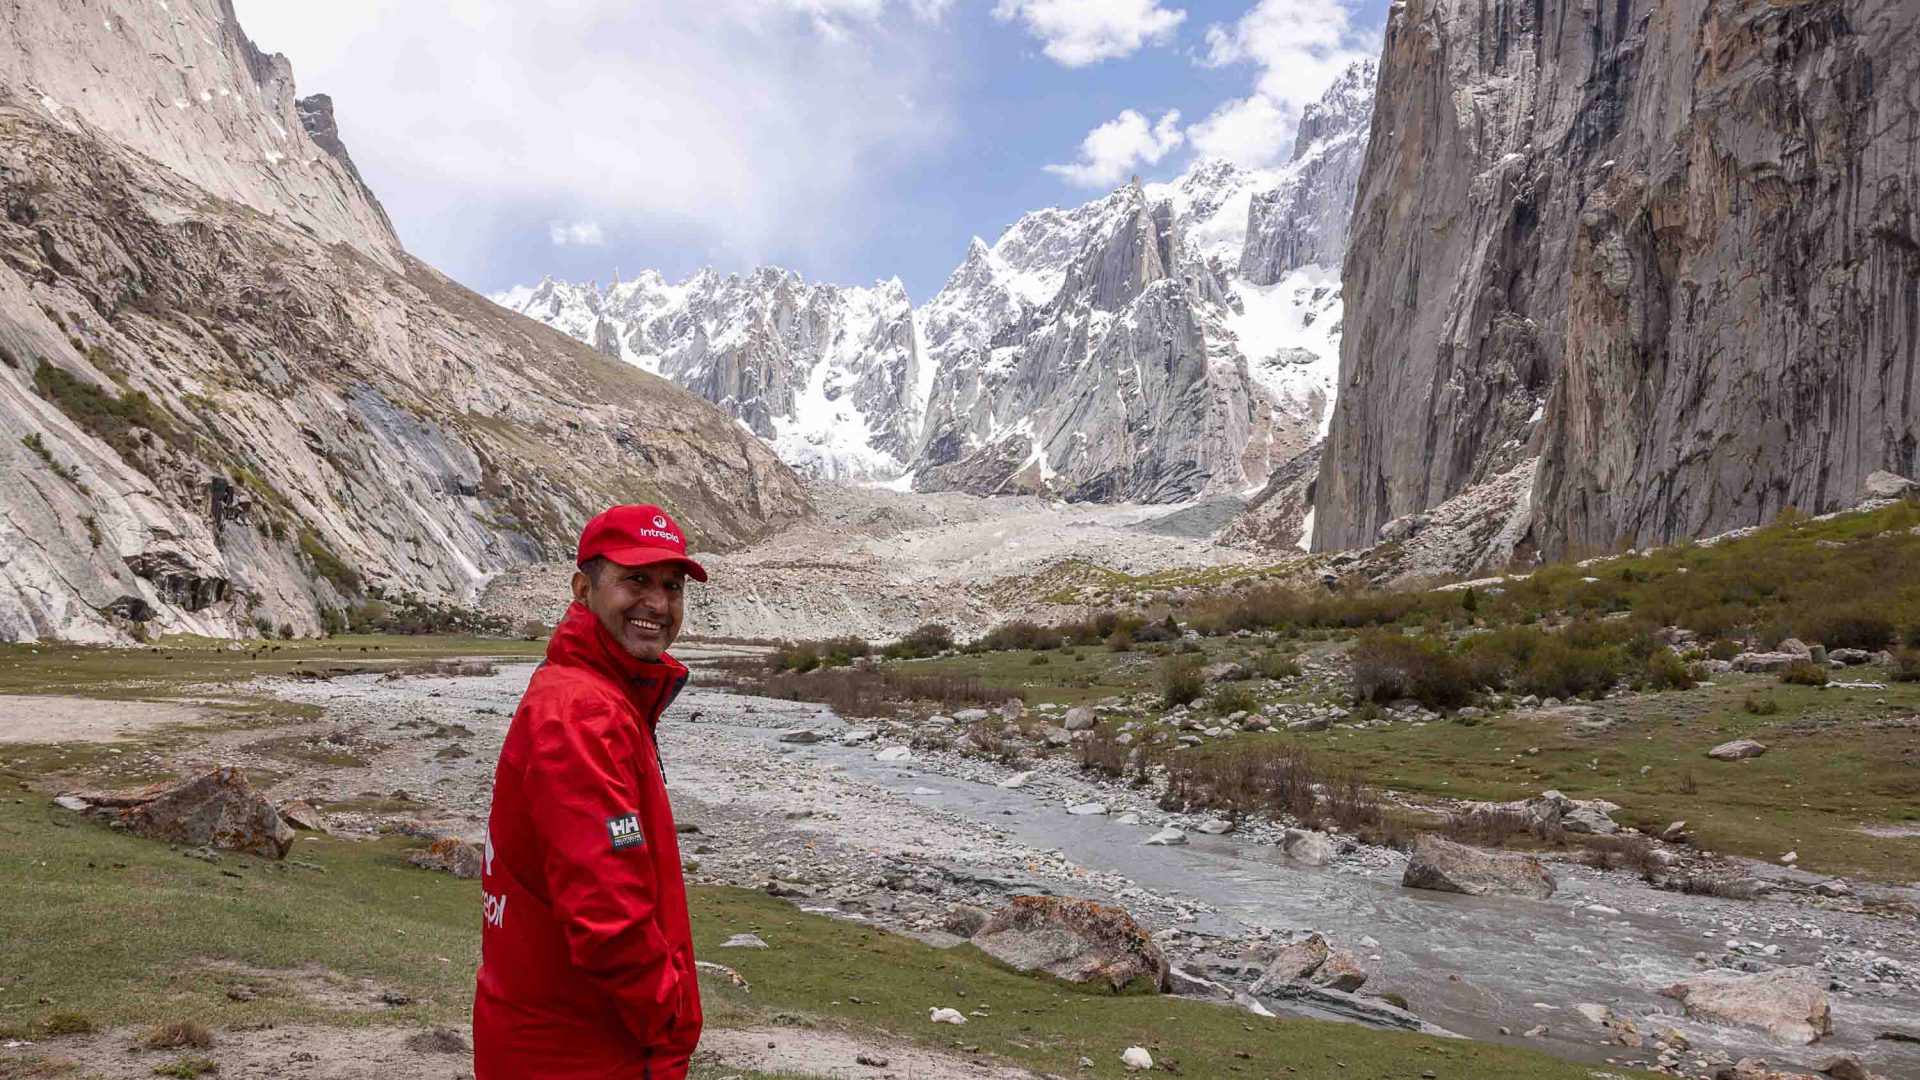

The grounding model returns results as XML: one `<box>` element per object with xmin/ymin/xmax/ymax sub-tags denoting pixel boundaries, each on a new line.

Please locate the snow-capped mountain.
<box><xmin>495</xmin><ymin>60</ymin><xmax>1376</xmax><ymax>502</ymax></box>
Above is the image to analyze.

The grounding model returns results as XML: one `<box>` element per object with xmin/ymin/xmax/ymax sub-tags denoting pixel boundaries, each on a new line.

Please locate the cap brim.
<box><xmin>592</xmin><ymin>545</ymin><xmax>708</xmax><ymax>582</ymax></box>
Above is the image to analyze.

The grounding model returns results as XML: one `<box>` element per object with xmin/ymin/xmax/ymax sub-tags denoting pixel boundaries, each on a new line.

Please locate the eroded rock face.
<box><xmin>1401</xmin><ymin>834</ymin><xmax>1557</xmax><ymax>899</ymax></box>
<box><xmin>0</xmin><ymin>0</ymin><xmax>809</xmax><ymax>643</ymax></box>
<box><xmin>971</xmin><ymin>895</ymin><xmax>1168</xmax><ymax>992</ymax></box>
<box><xmin>1660</xmin><ymin>967</ymin><xmax>1833</xmax><ymax>1045</ymax></box>
<box><xmin>66</xmin><ymin>766</ymin><xmax>293</xmax><ymax>859</ymax></box>
<box><xmin>1315</xmin><ymin>0</ymin><xmax>1920</xmax><ymax>556</ymax></box>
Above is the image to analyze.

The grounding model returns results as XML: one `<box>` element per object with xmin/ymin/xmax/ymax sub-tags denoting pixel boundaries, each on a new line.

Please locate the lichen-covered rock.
<box><xmin>1401</xmin><ymin>834</ymin><xmax>1556</xmax><ymax>899</ymax></box>
<box><xmin>409</xmin><ymin>836</ymin><xmax>484</xmax><ymax>879</ymax></box>
<box><xmin>1249</xmin><ymin>934</ymin><xmax>1330</xmax><ymax>995</ymax></box>
<box><xmin>1659</xmin><ymin>967</ymin><xmax>1832</xmax><ymax>1045</ymax></box>
<box><xmin>1315</xmin><ymin>0</ymin><xmax>1920</xmax><ymax>557</ymax></box>
<box><xmin>70</xmin><ymin>766</ymin><xmax>293</xmax><ymax>859</ymax></box>
<box><xmin>972</xmin><ymin>895</ymin><xmax>1168</xmax><ymax>993</ymax></box>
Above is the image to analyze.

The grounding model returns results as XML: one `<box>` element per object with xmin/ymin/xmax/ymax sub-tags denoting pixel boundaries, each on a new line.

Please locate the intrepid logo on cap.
<box><xmin>576</xmin><ymin>504</ymin><xmax>708</xmax><ymax>582</ymax></box>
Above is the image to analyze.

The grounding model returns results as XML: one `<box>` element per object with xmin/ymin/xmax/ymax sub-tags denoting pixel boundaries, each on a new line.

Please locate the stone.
<box><xmin>839</xmin><ymin>729</ymin><xmax>876</xmax><ymax>744</ymax></box>
<box><xmin>1062</xmin><ymin>706</ymin><xmax>1097</xmax><ymax>731</ymax></box>
<box><xmin>67</xmin><ymin>767</ymin><xmax>294</xmax><ymax>859</ymax></box>
<box><xmin>719</xmin><ymin>933</ymin><xmax>770</xmax><ymax>949</ymax></box>
<box><xmin>972</xmin><ymin>895</ymin><xmax>1168</xmax><ymax>992</ymax></box>
<box><xmin>409</xmin><ymin>836</ymin><xmax>483</xmax><ymax>879</ymax></box>
<box><xmin>1776</xmin><ymin>638</ymin><xmax>1813</xmax><ymax>660</ymax></box>
<box><xmin>1561</xmin><ymin>804</ymin><xmax>1620</xmax><ymax>835</ymax></box>
<box><xmin>1067</xmin><ymin>802</ymin><xmax>1108</xmax><ymax>816</ymax></box>
<box><xmin>1662</xmin><ymin>820</ymin><xmax>1688</xmax><ymax>841</ymax></box>
<box><xmin>875</xmin><ymin>746</ymin><xmax>914</xmax><ymax>762</ymax></box>
<box><xmin>1310</xmin><ymin>952</ymin><xmax>1368</xmax><ymax>992</ymax></box>
<box><xmin>942</xmin><ymin>906</ymin><xmax>991</xmax><ymax>939</ymax></box>
<box><xmin>278</xmin><ymin>799</ymin><xmax>329</xmax><ymax>833</ymax></box>
<box><xmin>1197</xmin><ymin>818</ymin><xmax>1233</xmax><ymax>835</ymax></box>
<box><xmin>1143</xmin><ymin>827</ymin><xmax>1188</xmax><ymax>846</ymax></box>
<box><xmin>695</xmin><ymin>961</ymin><xmax>750</xmax><ymax>992</ymax></box>
<box><xmin>1707</xmin><ymin>739</ymin><xmax>1767</xmax><ymax>761</ymax></box>
<box><xmin>1658</xmin><ymin>967</ymin><xmax>1832</xmax><ymax>1045</ymax></box>
<box><xmin>953</xmin><ymin>709</ymin><xmax>990</xmax><ymax>723</ymax></box>
<box><xmin>1828</xmin><ymin>648</ymin><xmax>1874</xmax><ymax>666</ymax></box>
<box><xmin>1401</xmin><ymin>834</ymin><xmax>1556</xmax><ymax>899</ymax></box>
<box><xmin>1249</xmin><ymin>934</ymin><xmax>1330</xmax><ymax>994</ymax></box>
<box><xmin>777</xmin><ymin>729</ymin><xmax>823</xmax><ymax>744</ymax></box>
<box><xmin>1121</xmin><ymin>1047</ymin><xmax>1153</xmax><ymax>1071</ymax></box>
<box><xmin>928</xmin><ymin>1007</ymin><xmax>967</xmax><ymax>1025</ymax></box>
<box><xmin>1859</xmin><ymin>471</ymin><xmax>1919</xmax><ymax>503</ymax></box>
<box><xmin>52</xmin><ymin>794</ymin><xmax>90</xmax><ymax>812</ymax></box>
<box><xmin>1814</xmin><ymin>1055</ymin><xmax>1873</xmax><ymax>1080</ymax></box>
<box><xmin>997</xmin><ymin>771</ymin><xmax>1035</xmax><ymax>789</ymax></box>
<box><xmin>1281</xmin><ymin>828</ymin><xmax>1337</xmax><ymax>866</ymax></box>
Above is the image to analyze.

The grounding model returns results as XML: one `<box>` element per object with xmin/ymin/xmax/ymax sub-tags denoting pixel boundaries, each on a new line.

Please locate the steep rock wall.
<box><xmin>1315</xmin><ymin>0</ymin><xmax>1919</xmax><ymax>554</ymax></box>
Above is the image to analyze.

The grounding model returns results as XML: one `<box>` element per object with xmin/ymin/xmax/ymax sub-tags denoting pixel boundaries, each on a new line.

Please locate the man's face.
<box><xmin>573</xmin><ymin>560</ymin><xmax>686</xmax><ymax>661</ymax></box>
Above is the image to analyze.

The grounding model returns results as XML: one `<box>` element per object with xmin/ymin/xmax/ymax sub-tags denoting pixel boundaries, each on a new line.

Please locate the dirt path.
<box><xmin>0</xmin><ymin>694</ymin><xmax>205</xmax><ymax>743</ymax></box>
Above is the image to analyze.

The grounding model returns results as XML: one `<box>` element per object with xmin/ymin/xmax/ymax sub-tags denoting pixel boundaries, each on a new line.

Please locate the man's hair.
<box><xmin>578</xmin><ymin>555</ymin><xmax>612</xmax><ymax>583</ymax></box>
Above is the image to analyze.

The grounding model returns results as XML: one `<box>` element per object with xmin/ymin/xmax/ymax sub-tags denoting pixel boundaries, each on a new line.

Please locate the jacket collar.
<box><xmin>547</xmin><ymin>601</ymin><xmax>688</xmax><ymax>718</ymax></box>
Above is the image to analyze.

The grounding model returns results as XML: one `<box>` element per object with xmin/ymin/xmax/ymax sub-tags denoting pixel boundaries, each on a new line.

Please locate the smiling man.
<box><xmin>474</xmin><ymin>505</ymin><xmax>706</xmax><ymax>1080</ymax></box>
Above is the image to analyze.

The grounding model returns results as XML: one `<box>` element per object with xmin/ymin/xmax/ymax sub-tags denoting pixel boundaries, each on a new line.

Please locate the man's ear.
<box><xmin>571</xmin><ymin>570</ymin><xmax>590</xmax><ymax>604</ymax></box>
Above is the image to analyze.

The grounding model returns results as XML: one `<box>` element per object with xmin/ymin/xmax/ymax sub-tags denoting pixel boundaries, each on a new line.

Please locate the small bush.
<box><xmin>1803</xmin><ymin>609</ymin><xmax>1896</xmax><ymax>652</ymax></box>
<box><xmin>1889</xmin><ymin>648</ymin><xmax>1920</xmax><ymax>683</ymax></box>
<box><xmin>43</xmin><ymin>1010</ymin><xmax>93</xmax><ymax>1036</ymax></box>
<box><xmin>1211</xmin><ymin>684</ymin><xmax>1258</xmax><ymax>716</ymax></box>
<box><xmin>1160</xmin><ymin>660</ymin><xmax>1204</xmax><ymax>709</ymax></box>
<box><xmin>1255</xmin><ymin>652</ymin><xmax>1303</xmax><ymax>680</ymax></box>
<box><xmin>773</xmin><ymin>644</ymin><xmax>820</xmax><ymax>673</ymax></box>
<box><xmin>1105</xmin><ymin>629</ymin><xmax>1135</xmax><ymax>652</ymax></box>
<box><xmin>1778</xmin><ymin>661</ymin><xmax>1831</xmax><ymax>686</ymax></box>
<box><xmin>814</xmin><ymin>636</ymin><xmax>871</xmax><ymax>667</ymax></box>
<box><xmin>884</xmin><ymin>622</ymin><xmax>953</xmax><ymax>659</ymax></box>
<box><xmin>1028</xmin><ymin>653</ymin><xmax>1049</xmax><ymax>666</ymax></box>
<box><xmin>979</xmin><ymin>620</ymin><xmax>1060</xmax><ymax>652</ymax></box>
<box><xmin>1640</xmin><ymin>649</ymin><xmax>1697</xmax><ymax>691</ymax></box>
<box><xmin>1707</xmin><ymin>639</ymin><xmax>1740</xmax><ymax>661</ymax></box>
<box><xmin>298</xmin><ymin>528</ymin><xmax>361</xmax><ymax>594</ymax></box>
<box><xmin>152</xmin><ymin>1057</ymin><xmax>218</xmax><ymax>1078</ymax></box>
<box><xmin>144</xmin><ymin>1021</ymin><xmax>215</xmax><ymax>1051</ymax></box>
<box><xmin>1742</xmin><ymin>694</ymin><xmax>1781</xmax><ymax>715</ymax></box>
<box><xmin>1349</xmin><ymin>631</ymin><xmax>1474</xmax><ymax>709</ymax></box>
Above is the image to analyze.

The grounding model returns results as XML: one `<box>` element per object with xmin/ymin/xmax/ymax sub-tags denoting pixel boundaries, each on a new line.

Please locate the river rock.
<box><xmin>1707</xmin><ymin>739</ymin><xmax>1767</xmax><ymax>761</ymax></box>
<box><xmin>1310</xmin><ymin>952</ymin><xmax>1368</xmax><ymax>992</ymax></box>
<box><xmin>66</xmin><ymin>766</ymin><xmax>294</xmax><ymax>859</ymax></box>
<box><xmin>1249</xmin><ymin>934</ymin><xmax>1330</xmax><ymax>994</ymax></box>
<box><xmin>1197</xmin><ymin>818</ymin><xmax>1234</xmax><ymax>835</ymax></box>
<box><xmin>997</xmin><ymin>771</ymin><xmax>1035</xmax><ymax>789</ymax></box>
<box><xmin>1143</xmin><ymin>827</ymin><xmax>1188</xmax><ymax>846</ymax></box>
<box><xmin>972</xmin><ymin>896</ymin><xmax>1168</xmax><ymax>992</ymax></box>
<box><xmin>1658</xmin><ymin>967</ymin><xmax>1832</xmax><ymax>1045</ymax></box>
<box><xmin>1282</xmin><ymin>828</ymin><xmax>1336</xmax><ymax>865</ymax></box>
<box><xmin>875</xmin><ymin>746</ymin><xmax>913</xmax><ymax>762</ymax></box>
<box><xmin>777</xmin><ymin>728</ymin><xmax>823</xmax><ymax>744</ymax></box>
<box><xmin>1560</xmin><ymin>804</ymin><xmax>1620</xmax><ymax>835</ymax></box>
<box><xmin>1062</xmin><ymin>706</ymin><xmax>1097</xmax><ymax>731</ymax></box>
<box><xmin>1401</xmin><ymin>834</ymin><xmax>1556</xmax><ymax>898</ymax></box>
<box><xmin>1067</xmin><ymin>802</ymin><xmax>1108</xmax><ymax>816</ymax></box>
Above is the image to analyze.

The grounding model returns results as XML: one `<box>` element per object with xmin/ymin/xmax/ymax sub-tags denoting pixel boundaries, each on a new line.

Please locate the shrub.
<box><xmin>1105</xmin><ymin>629</ymin><xmax>1135</xmax><ymax>652</ymax></box>
<box><xmin>1742</xmin><ymin>694</ymin><xmax>1781</xmax><ymax>715</ymax></box>
<box><xmin>298</xmin><ymin>528</ymin><xmax>361</xmax><ymax>594</ymax></box>
<box><xmin>1160</xmin><ymin>660</ymin><xmax>1204</xmax><ymax>708</ymax></box>
<box><xmin>884</xmin><ymin>622</ymin><xmax>954</xmax><ymax>659</ymax></box>
<box><xmin>814</xmin><ymin>636</ymin><xmax>871</xmax><ymax>667</ymax></box>
<box><xmin>1708</xmin><ymin>639</ymin><xmax>1741</xmax><ymax>661</ymax></box>
<box><xmin>1640</xmin><ymin>649</ymin><xmax>1697</xmax><ymax>691</ymax></box>
<box><xmin>1211</xmin><ymin>684</ymin><xmax>1258</xmax><ymax>716</ymax></box>
<box><xmin>1889</xmin><ymin>648</ymin><xmax>1920</xmax><ymax>683</ymax></box>
<box><xmin>1255</xmin><ymin>651</ymin><xmax>1302</xmax><ymax>680</ymax></box>
<box><xmin>1778</xmin><ymin>661</ymin><xmax>1831</xmax><ymax>686</ymax></box>
<box><xmin>773</xmin><ymin>644</ymin><xmax>820</xmax><ymax>673</ymax></box>
<box><xmin>1349</xmin><ymin>631</ymin><xmax>1474</xmax><ymax>710</ymax></box>
<box><xmin>1028</xmin><ymin>653</ymin><xmax>1049</xmax><ymax>666</ymax></box>
<box><xmin>152</xmin><ymin>1057</ymin><xmax>218</xmax><ymax>1078</ymax></box>
<box><xmin>31</xmin><ymin>359</ymin><xmax>181</xmax><ymax>462</ymax></box>
<box><xmin>144</xmin><ymin>1020</ymin><xmax>215</xmax><ymax>1050</ymax></box>
<box><xmin>1804</xmin><ymin>609</ymin><xmax>1896</xmax><ymax>651</ymax></box>
<box><xmin>43</xmin><ymin>1010</ymin><xmax>93</xmax><ymax>1035</ymax></box>
<box><xmin>979</xmin><ymin>620</ymin><xmax>1060</xmax><ymax>652</ymax></box>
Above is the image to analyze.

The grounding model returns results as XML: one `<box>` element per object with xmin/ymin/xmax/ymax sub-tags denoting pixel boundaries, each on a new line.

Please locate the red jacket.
<box><xmin>474</xmin><ymin>602</ymin><xmax>702</xmax><ymax>1080</ymax></box>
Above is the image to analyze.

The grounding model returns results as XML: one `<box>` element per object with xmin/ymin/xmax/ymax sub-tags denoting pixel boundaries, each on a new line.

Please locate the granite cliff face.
<box><xmin>0</xmin><ymin>0</ymin><xmax>807</xmax><ymax>642</ymax></box>
<box><xmin>501</xmin><ymin>62</ymin><xmax>1379</xmax><ymax>506</ymax></box>
<box><xmin>1314</xmin><ymin>0</ymin><xmax>1919</xmax><ymax>557</ymax></box>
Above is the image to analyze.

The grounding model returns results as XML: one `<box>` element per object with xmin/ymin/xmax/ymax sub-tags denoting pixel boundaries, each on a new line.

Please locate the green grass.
<box><xmin>1262</xmin><ymin>672</ymin><xmax>1920</xmax><ymax>880</ymax></box>
<box><xmin>0</xmin><ymin>798</ymin><xmax>1641</xmax><ymax>1078</ymax></box>
<box><xmin>0</xmin><ymin>635</ymin><xmax>544</xmax><ymax>702</ymax></box>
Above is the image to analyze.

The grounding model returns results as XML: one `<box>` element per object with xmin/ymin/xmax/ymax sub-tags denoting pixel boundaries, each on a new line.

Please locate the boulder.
<box><xmin>410</xmin><ymin>836</ymin><xmax>484</xmax><ymax>878</ymax></box>
<box><xmin>1197</xmin><ymin>818</ymin><xmax>1233</xmax><ymax>835</ymax></box>
<box><xmin>1732</xmin><ymin>652</ymin><xmax>1802</xmax><ymax>672</ymax></box>
<box><xmin>1401</xmin><ymin>834</ymin><xmax>1556</xmax><ymax>899</ymax></box>
<box><xmin>1777</xmin><ymin>638</ymin><xmax>1814</xmax><ymax>660</ymax></box>
<box><xmin>1707</xmin><ymin>739</ymin><xmax>1768</xmax><ymax>761</ymax></box>
<box><xmin>1281</xmin><ymin>828</ymin><xmax>1337</xmax><ymax>866</ymax></box>
<box><xmin>972</xmin><ymin>895</ymin><xmax>1168</xmax><ymax>992</ymax></box>
<box><xmin>1143</xmin><ymin>827</ymin><xmax>1188</xmax><ymax>846</ymax></box>
<box><xmin>1067</xmin><ymin>802</ymin><xmax>1108</xmax><ymax>816</ymax></box>
<box><xmin>1310</xmin><ymin>952</ymin><xmax>1368</xmax><ymax>992</ymax></box>
<box><xmin>66</xmin><ymin>766</ymin><xmax>294</xmax><ymax>859</ymax></box>
<box><xmin>1658</xmin><ymin>967</ymin><xmax>1831</xmax><ymax>1045</ymax></box>
<box><xmin>997</xmin><ymin>770</ymin><xmax>1035</xmax><ymax>789</ymax></box>
<box><xmin>942</xmin><ymin>905</ymin><xmax>991</xmax><ymax>939</ymax></box>
<box><xmin>1858</xmin><ymin>470</ymin><xmax>1919</xmax><ymax>503</ymax></box>
<box><xmin>1814</xmin><ymin>1054</ymin><xmax>1873</xmax><ymax>1080</ymax></box>
<box><xmin>1249</xmin><ymin>934</ymin><xmax>1330</xmax><ymax>994</ymax></box>
<box><xmin>1062</xmin><ymin>706</ymin><xmax>1098</xmax><ymax>731</ymax></box>
<box><xmin>278</xmin><ymin>799</ymin><xmax>329</xmax><ymax>833</ymax></box>
<box><xmin>777</xmin><ymin>728</ymin><xmax>823</xmax><ymax>744</ymax></box>
<box><xmin>1561</xmin><ymin>804</ymin><xmax>1620</xmax><ymax>835</ymax></box>
<box><xmin>1828</xmin><ymin>648</ymin><xmax>1874</xmax><ymax>666</ymax></box>
<box><xmin>875</xmin><ymin>746</ymin><xmax>913</xmax><ymax>762</ymax></box>
<box><xmin>953</xmin><ymin>708</ymin><xmax>990</xmax><ymax>723</ymax></box>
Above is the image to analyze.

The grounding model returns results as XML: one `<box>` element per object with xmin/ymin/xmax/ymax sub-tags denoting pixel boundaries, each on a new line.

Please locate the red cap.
<box><xmin>575</xmin><ymin>505</ymin><xmax>707</xmax><ymax>582</ymax></box>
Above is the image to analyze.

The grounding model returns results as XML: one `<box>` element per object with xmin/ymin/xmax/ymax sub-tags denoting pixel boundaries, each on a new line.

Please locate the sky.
<box><xmin>231</xmin><ymin>0</ymin><xmax>1388</xmax><ymax>302</ymax></box>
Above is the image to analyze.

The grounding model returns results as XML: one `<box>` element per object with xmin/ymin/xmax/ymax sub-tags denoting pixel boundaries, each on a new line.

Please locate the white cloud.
<box><xmin>1045</xmin><ymin>109</ymin><xmax>1184</xmax><ymax>188</ymax></box>
<box><xmin>992</xmin><ymin>0</ymin><xmax>1186</xmax><ymax>66</ymax></box>
<box><xmin>548</xmin><ymin>221</ymin><xmax>605</xmax><ymax>246</ymax></box>
<box><xmin>230</xmin><ymin>0</ymin><xmax>954</xmax><ymax>282</ymax></box>
<box><xmin>1188</xmin><ymin>0</ymin><xmax>1375</xmax><ymax>167</ymax></box>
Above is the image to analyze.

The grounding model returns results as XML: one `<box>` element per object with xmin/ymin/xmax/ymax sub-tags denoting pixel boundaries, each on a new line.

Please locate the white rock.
<box><xmin>1143</xmin><ymin>827</ymin><xmax>1188</xmax><ymax>846</ymax></box>
<box><xmin>875</xmin><ymin>746</ymin><xmax>914</xmax><ymax>762</ymax></box>
<box><xmin>1198</xmin><ymin>818</ymin><xmax>1234</xmax><ymax>835</ymax></box>
<box><xmin>719</xmin><ymin>934</ymin><xmax>769</xmax><ymax>949</ymax></box>
<box><xmin>997</xmin><ymin>770</ymin><xmax>1035</xmax><ymax>789</ymax></box>
<box><xmin>1121</xmin><ymin>1047</ymin><xmax>1153</xmax><ymax>1070</ymax></box>
<box><xmin>928</xmin><ymin>1007</ymin><xmax>968</xmax><ymax>1025</ymax></box>
<box><xmin>1067</xmin><ymin>802</ymin><xmax>1108</xmax><ymax>816</ymax></box>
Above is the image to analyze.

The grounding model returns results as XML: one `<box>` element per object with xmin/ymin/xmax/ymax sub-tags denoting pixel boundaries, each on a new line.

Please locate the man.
<box><xmin>474</xmin><ymin>504</ymin><xmax>706</xmax><ymax>1080</ymax></box>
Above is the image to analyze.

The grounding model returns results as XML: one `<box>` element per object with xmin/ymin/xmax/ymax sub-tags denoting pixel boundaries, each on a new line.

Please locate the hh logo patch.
<box><xmin>606</xmin><ymin>813</ymin><xmax>646</xmax><ymax>851</ymax></box>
